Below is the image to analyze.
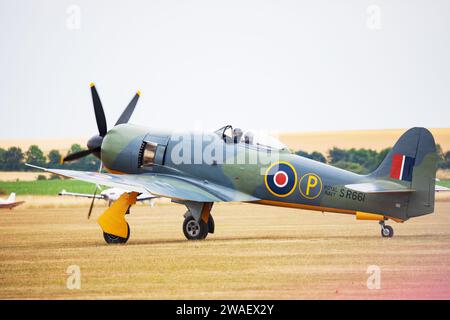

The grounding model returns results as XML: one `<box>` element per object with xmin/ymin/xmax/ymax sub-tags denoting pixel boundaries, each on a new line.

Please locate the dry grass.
<box><xmin>14</xmin><ymin>196</ymin><xmax>170</xmax><ymax>209</ymax></box>
<box><xmin>436</xmin><ymin>192</ymin><xmax>450</xmax><ymax>202</ymax></box>
<box><xmin>17</xmin><ymin>195</ymin><xmax>101</xmax><ymax>209</ymax></box>
<box><xmin>437</xmin><ymin>169</ymin><xmax>450</xmax><ymax>180</ymax></box>
<box><xmin>278</xmin><ymin>128</ymin><xmax>450</xmax><ymax>154</ymax></box>
<box><xmin>0</xmin><ymin>172</ymin><xmax>52</xmax><ymax>181</ymax></box>
<box><xmin>1</xmin><ymin>202</ymin><xmax>450</xmax><ymax>299</ymax></box>
<box><xmin>6</xmin><ymin>194</ymin><xmax>450</xmax><ymax>209</ymax></box>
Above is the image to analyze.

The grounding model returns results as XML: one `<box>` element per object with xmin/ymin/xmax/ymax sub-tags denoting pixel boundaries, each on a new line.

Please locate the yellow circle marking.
<box><xmin>299</xmin><ymin>173</ymin><xmax>323</xmax><ymax>200</ymax></box>
<box><xmin>264</xmin><ymin>161</ymin><xmax>298</xmax><ymax>198</ymax></box>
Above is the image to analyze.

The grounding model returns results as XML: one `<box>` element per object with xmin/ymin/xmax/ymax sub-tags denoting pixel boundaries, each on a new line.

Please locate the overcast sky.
<box><xmin>0</xmin><ymin>0</ymin><xmax>449</xmax><ymax>139</ymax></box>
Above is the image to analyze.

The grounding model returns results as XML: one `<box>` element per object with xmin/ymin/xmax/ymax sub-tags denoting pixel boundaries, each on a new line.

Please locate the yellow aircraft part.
<box><xmin>97</xmin><ymin>192</ymin><xmax>138</xmax><ymax>238</ymax></box>
<box><xmin>253</xmin><ymin>200</ymin><xmax>405</xmax><ymax>223</ymax></box>
<box><xmin>356</xmin><ymin>211</ymin><xmax>385</xmax><ymax>221</ymax></box>
<box><xmin>200</xmin><ymin>203</ymin><xmax>213</xmax><ymax>223</ymax></box>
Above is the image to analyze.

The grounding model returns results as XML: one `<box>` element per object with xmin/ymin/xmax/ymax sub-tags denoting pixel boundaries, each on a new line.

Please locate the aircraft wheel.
<box><xmin>381</xmin><ymin>225</ymin><xmax>394</xmax><ymax>238</ymax></box>
<box><xmin>208</xmin><ymin>214</ymin><xmax>215</xmax><ymax>234</ymax></box>
<box><xmin>103</xmin><ymin>223</ymin><xmax>130</xmax><ymax>244</ymax></box>
<box><xmin>183</xmin><ymin>216</ymin><xmax>208</xmax><ymax>240</ymax></box>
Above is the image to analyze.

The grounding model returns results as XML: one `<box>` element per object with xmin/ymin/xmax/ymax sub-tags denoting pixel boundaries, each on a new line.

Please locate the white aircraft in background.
<box><xmin>0</xmin><ymin>193</ymin><xmax>25</xmax><ymax>209</ymax></box>
<box><xmin>59</xmin><ymin>187</ymin><xmax>158</xmax><ymax>207</ymax></box>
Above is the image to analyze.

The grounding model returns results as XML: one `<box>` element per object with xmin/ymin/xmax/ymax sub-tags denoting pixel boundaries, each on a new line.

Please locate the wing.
<box><xmin>0</xmin><ymin>201</ymin><xmax>25</xmax><ymax>209</ymax></box>
<box><xmin>436</xmin><ymin>185</ymin><xmax>450</xmax><ymax>192</ymax></box>
<box><xmin>10</xmin><ymin>201</ymin><xmax>25</xmax><ymax>208</ymax></box>
<box><xmin>136</xmin><ymin>194</ymin><xmax>159</xmax><ymax>201</ymax></box>
<box><xmin>26</xmin><ymin>164</ymin><xmax>259</xmax><ymax>203</ymax></box>
<box><xmin>59</xmin><ymin>190</ymin><xmax>104</xmax><ymax>199</ymax></box>
<box><xmin>345</xmin><ymin>181</ymin><xmax>414</xmax><ymax>194</ymax></box>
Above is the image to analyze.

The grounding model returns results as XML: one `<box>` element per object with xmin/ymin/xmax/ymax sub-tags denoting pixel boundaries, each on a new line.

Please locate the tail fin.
<box><xmin>370</xmin><ymin>127</ymin><xmax>437</xmax><ymax>218</ymax></box>
<box><xmin>7</xmin><ymin>193</ymin><xmax>16</xmax><ymax>203</ymax></box>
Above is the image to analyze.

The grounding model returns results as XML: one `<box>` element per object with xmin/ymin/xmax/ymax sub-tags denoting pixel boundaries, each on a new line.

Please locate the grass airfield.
<box><xmin>1</xmin><ymin>200</ymin><xmax>450</xmax><ymax>299</ymax></box>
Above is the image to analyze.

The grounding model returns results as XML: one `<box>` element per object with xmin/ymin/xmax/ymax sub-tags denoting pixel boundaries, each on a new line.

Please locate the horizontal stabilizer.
<box><xmin>435</xmin><ymin>185</ymin><xmax>450</xmax><ymax>192</ymax></box>
<box><xmin>345</xmin><ymin>181</ymin><xmax>415</xmax><ymax>194</ymax></box>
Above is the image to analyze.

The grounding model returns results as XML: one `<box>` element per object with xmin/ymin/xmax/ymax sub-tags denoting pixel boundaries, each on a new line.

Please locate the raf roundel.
<box><xmin>264</xmin><ymin>161</ymin><xmax>298</xmax><ymax>197</ymax></box>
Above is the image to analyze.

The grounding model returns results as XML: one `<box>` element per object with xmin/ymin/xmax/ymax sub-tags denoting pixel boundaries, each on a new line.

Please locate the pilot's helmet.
<box><xmin>233</xmin><ymin>128</ymin><xmax>243</xmax><ymax>143</ymax></box>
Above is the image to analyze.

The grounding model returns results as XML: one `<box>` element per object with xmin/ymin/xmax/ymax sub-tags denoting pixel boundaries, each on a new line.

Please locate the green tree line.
<box><xmin>1</xmin><ymin>143</ymin><xmax>449</xmax><ymax>175</ymax></box>
<box><xmin>297</xmin><ymin>144</ymin><xmax>450</xmax><ymax>174</ymax></box>
<box><xmin>0</xmin><ymin>144</ymin><xmax>100</xmax><ymax>172</ymax></box>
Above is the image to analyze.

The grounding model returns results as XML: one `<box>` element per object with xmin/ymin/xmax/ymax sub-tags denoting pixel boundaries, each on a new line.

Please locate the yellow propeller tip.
<box><xmin>90</xmin><ymin>82</ymin><xmax>95</xmax><ymax>87</ymax></box>
<box><xmin>137</xmin><ymin>90</ymin><xmax>141</xmax><ymax>96</ymax></box>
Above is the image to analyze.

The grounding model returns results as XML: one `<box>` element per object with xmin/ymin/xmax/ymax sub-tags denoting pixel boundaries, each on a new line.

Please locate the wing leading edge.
<box><xmin>0</xmin><ymin>201</ymin><xmax>25</xmax><ymax>209</ymax></box>
<box><xmin>26</xmin><ymin>164</ymin><xmax>259</xmax><ymax>203</ymax></box>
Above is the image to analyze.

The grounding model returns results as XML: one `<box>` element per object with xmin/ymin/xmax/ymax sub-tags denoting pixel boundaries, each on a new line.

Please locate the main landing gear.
<box><xmin>379</xmin><ymin>220</ymin><xmax>394</xmax><ymax>238</ymax></box>
<box><xmin>182</xmin><ymin>202</ymin><xmax>215</xmax><ymax>240</ymax></box>
<box><xmin>103</xmin><ymin>222</ymin><xmax>130</xmax><ymax>244</ymax></box>
<box><xmin>97</xmin><ymin>195</ymin><xmax>216</xmax><ymax>244</ymax></box>
<box><xmin>183</xmin><ymin>216</ymin><xmax>208</xmax><ymax>240</ymax></box>
<box><xmin>183</xmin><ymin>214</ymin><xmax>215</xmax><ymax>240</ymax></box>
<box><xmin>98</xmin><ymin>192</ymin><xmax>138</xmax><ymax>245</ymax></box>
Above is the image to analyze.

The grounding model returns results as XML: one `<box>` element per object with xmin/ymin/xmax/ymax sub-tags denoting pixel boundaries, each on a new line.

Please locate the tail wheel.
<box><xmin>183</xmin><ymin>216</ymin><xmax>209</xmax><ymax>240</ymax></box>
<box><xmin>381</xmin><ymin>225</ymin><xmax>394</xmax><ymax>238</ymax></box>
<box><xmin>103</xmin><ymin>223</ymin><xmax>130</xmax><ymax>244</ymax></box>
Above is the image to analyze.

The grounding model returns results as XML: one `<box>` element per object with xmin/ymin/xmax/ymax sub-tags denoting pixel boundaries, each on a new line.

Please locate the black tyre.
<box><xmin>103</xmin><ymin>223</ymin><xmax>130</xmax><ymax>244</ymax></box>
<box><xmin>183</xmin><ymin>216</ymin><xmax>209</xmax><ymax>240</ymax></box>
<box><xmin>208</xmin><ymin>214</ymin><xmax>215</xmax><ymax>234</ymax></box>
<box><xmin>381</xmin><ymin>225</ymin><xmax>394</xmax><ymax>238</ymax></box>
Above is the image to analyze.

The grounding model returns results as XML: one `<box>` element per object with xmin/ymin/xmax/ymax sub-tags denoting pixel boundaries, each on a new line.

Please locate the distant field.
<box><xmin>0</xmin><ymin>171</ymin><xmax>52</xmax><ymax>181</ymax></box>
<box><xmin>438</xmin><ymin>169</ymin><xmax>450</xmax><ymax>180</ymax></box>
<box><xmin>278</xmin><ymin>128</ymin><xmax>450</xmax><ymax>153</ymax></box>
<box><xmin>0</xmin><ymin>179</ymin><xmax>96</xmax><ymax>196</ymax></box>
<box><xmin>0</xmin><ymin>137</ymin><xmax>85</xmax><ymax>154</ymax></box>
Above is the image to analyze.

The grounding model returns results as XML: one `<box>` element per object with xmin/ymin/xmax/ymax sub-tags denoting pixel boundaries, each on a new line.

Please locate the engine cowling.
<box><xmin>101</xmin><ymin>124</ymin><xmax>149</xmax><ymax>174</ymax></box>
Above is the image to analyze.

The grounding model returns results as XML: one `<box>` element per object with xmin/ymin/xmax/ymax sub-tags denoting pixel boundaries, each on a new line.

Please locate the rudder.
<box><xmin>7</xmin><ymin>193</ymin><xmax>16</xmax><ymax>203</ymax></box>
<box><xmin>370</xmin><ymin>127</ymin><xmax>437</xmax><ymax>218</ymax></box>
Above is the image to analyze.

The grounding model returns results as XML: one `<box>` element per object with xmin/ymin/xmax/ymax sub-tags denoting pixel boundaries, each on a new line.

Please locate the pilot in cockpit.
<box><xmin>215</xmin><ymin>125</ymin><xmax>289</xmax><ymax>151</ymax></box>
<box><xmin>233</xmin><ymin>128</ymin><xmax>243</xmax><ymax>143</ymax></box>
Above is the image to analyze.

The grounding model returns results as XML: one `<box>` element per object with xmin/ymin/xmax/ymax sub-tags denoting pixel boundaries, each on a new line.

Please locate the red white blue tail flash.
<box><xmin>390</xmin><ymin>153</ymin><xmax>415</xmax><ymax>182</ymax></box>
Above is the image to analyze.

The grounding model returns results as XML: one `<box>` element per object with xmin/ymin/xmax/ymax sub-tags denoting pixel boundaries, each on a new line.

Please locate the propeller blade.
<box><xmin>90</xmin><ymin>83</ymin><xmax>108</xmax><ymax>136</ymax></box>
<box><xmin>87</xmin><ymin>186</ymin><xmax>98</xmax><ymax>219</ymax></box>
<box><xmin>62</xmin><ymin>148</ymin><xmax>96</xmax><ymax>163</ymax></box>
<box><xmin>115</xmin><ymin>90</ymin><xmax>140</xmax><ymax>126</ymax></box>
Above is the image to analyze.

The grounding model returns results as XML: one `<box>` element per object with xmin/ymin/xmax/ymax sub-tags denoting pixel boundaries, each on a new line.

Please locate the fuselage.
<box><xmin>99</xmin><ymin>124</ymin><xmax>410</xmax><ymax>220</ymax></box>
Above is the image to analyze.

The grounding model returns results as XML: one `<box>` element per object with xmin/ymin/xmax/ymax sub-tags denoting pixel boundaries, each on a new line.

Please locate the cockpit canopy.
<box><xmin>214</xmin><ymin>125</ymin><xmax>290</xmax><ymax>152</ymax></box>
